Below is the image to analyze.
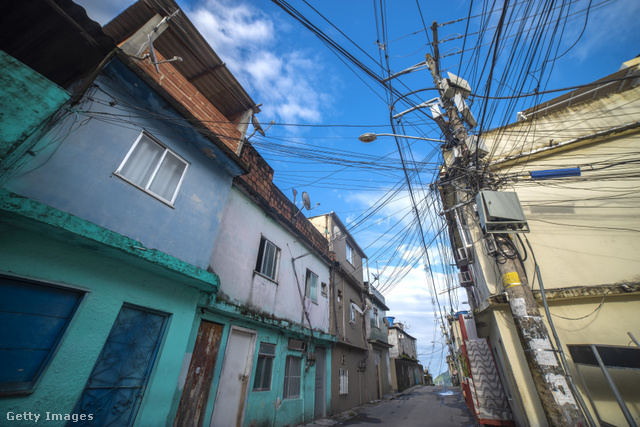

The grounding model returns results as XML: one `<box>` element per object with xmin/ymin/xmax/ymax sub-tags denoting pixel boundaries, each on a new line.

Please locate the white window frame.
<box><xmin>115</xmin><ymin>131</ymin><xmax>189</xmax><ymax>206</ymax></box>
<box><xmin>255</xmin><ymin>236</ymin><xmax>281</xmax><ymax>282</ymax></box>
<box><xmin>372</xmin><ymin>307</ymin><xmax>379</xmax><ymax>328</ymax></box>
<box><xmin>339</xmin><ymin>368</ymin><xmax>349</xmax><ymax>395</ymax></box>
<box><xmin>346</xmin><ymin>241</ymin><xmax>355</xmax><ymax>265</ymax></box>
<box><xmin>305</xmin><ymin>269</ymin><xmax>318</xmax><ymax>302</ymax></box>
<box><xmin>350</xmin><ymin>301</ymin><xmax>362</xmax><ymax>323</ymax></box>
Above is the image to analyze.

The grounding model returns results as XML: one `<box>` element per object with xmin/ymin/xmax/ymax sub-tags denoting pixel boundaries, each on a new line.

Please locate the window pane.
<box><xmin>283</xmin><ymin>356</ymin><xmax>301</xmax><ymax>399</ymax></box>
<box><xmin>262</xmin><ymin>242</ymin><xmax>276</xmax><ymax>279</ymax></box>
<box><xmin>148</xmin><ymin>151</ymin><xmax>186</xmax><ymax>202</ymax></box>
<box><xmin>253</xmin><ymin>357</ymin><xmax>265</xmax><ymax>390</ymax></box>
<box><xmin>305</xmin><ymin>270</ymin><xmax>318</xmax><ymax>302</ymax></box>
<box><xmin>262</xmin><ymin>357</ymin><xmax>273</xmax><ymax>389</ymax></box>
<box><xmin>120</xmin><ymin>136</ymin><xmax>163</xmax><ymax>187</ymax></box>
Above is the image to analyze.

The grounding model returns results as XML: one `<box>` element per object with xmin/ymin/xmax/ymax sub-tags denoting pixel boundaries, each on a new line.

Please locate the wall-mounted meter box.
<box><xmin>476</xmin><ymin>190</ymin><xmax>529</xmax><ymax>234</ymax></box>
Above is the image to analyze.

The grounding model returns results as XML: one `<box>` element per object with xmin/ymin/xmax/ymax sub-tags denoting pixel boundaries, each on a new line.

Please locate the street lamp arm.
<box><xmin>358</xmin><ymin>132</ymin><xmax>446</xmax><ymax>143</ymax></box>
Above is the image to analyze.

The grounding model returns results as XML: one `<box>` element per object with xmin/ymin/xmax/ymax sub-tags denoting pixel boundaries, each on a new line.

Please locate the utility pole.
<box><xmin>426</xmin><ymin>31</ymin><xmax>587</xmax><ymax>425</ymax></box>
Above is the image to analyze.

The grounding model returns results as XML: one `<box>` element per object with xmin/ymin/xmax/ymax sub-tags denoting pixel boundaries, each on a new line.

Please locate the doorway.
<box><xmin>210</xmin><ymin>326</ymin><xmax>257</xmax><ymax>427</ymax></box>
<box><xmin>314</xmin><ymin>347</ymin><xmax>326</xmax><ymax>418</ymax></box>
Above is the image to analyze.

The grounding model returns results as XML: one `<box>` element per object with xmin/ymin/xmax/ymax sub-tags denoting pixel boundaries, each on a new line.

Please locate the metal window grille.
<box><xmin>253</xmin><ymin>343</ymin><xmax>276</xmax><ymax>391</ymax></box>
<box><xmin>339</xmin><ymin>368</ymin><xmax>349</xmax><ymax>394</ymax></box>
<box><xmin>283</xmin><ymin>356</ymin><xmax>301</xmax><ymax>399</ymax></box>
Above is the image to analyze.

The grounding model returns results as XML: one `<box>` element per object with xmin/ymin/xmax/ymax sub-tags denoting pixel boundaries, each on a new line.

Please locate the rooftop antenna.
<box><xmin>133</xmin><ymin>10</ymin><xmax>183</xmax><ymax>73</ymax></box>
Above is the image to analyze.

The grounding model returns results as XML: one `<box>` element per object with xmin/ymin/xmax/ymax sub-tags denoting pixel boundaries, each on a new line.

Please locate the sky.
<box><xmin>76</xmin><ymin>0</ymin><xmax>640</xmax><ymax>373</ymax></box>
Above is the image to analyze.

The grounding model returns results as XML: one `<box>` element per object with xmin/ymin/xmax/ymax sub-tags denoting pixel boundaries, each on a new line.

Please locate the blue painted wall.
<box><xmin>3</xmin><ymin>59</ymin><xmax>240</xmax><ymax>270</ymax></box>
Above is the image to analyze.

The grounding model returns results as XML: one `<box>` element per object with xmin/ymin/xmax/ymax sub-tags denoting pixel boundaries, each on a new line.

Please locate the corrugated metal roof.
<box><xmin>103</xmin><ymin>0</ymin><xmax>258</xmax><ymax>120</ymax></box>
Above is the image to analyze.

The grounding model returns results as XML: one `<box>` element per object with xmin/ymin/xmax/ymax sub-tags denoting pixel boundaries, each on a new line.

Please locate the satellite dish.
<box><xmin>251</xmin><ymin>115</ymin><xmax>266</xmax><ymax>136</ymax></box>
<box><xmin>302</xmin><ymin>192</ymin><xmax>311</xmax><ymax>210</ymax></box>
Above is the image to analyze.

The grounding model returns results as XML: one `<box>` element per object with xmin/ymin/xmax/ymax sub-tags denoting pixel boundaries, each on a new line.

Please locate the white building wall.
<box><xmin>211</xmin><ymin>187</ymin><xmax>330</xmax><ymax>333</ymax></box>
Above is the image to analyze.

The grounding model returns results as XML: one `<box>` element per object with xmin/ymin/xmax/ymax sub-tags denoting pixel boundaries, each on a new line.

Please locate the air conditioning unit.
<box><xmin>476</xmin><ymin>190</ymin><xmax>529</xmax><ymax>234</ymax></box>
<box><xmin>288</xmin><ymin>339</ymin><xmax>306</xmax><ymax>351</ymax></box>
<box><xmin>459</xmin><ymin>271</ymin><xmax>473</xmax><ymax>287</ymax></box>
<box><xmin>456</xmin><ymin>247</ymin><xmax>473</xmax><ymax>267</ymax></box>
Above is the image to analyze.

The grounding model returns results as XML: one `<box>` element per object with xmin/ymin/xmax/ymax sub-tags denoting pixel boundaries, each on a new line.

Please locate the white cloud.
<box><xmin>187</xmin><ymin>0</ymin><xmax>330</xmax><ymax>126</ymax></box>
<box><xmin>75</xmin><ymin>0</ymin><xmax>137</xmax><ymax>25</ymax></box>
<box><xmin>381</xmin><ymin>261</ymin><xmax>466</xmax><ymax>370</ymax></box>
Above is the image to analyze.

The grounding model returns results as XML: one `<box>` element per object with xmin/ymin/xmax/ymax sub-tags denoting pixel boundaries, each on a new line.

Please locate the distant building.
<box><xmin>388</xmin><ymin>323</ymin><xmax>424</xmax><ymax>392</ymax></box>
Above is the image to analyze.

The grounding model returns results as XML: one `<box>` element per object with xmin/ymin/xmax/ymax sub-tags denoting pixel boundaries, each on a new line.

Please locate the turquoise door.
<box><xmin>72</xmin><ymin>305</ymin><xmax>167</xmax><ymax>426</ymax></box>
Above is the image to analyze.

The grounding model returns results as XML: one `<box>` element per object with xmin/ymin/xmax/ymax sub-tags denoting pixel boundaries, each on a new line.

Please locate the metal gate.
<box><xmin>72</xmin><ymin>305</ymin><xmax>168</xmax><ymax>426</ymax></box>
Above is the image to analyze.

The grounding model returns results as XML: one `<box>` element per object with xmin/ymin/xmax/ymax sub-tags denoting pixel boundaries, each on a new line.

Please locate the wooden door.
<box><xmin>174</xmin><ymin>320</ymin><xmax>224</xmax><ymax>427</ymax></box>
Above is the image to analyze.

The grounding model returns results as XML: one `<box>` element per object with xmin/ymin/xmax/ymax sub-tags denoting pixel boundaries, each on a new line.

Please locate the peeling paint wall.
<box><xmin>0</xmin><ymin>51</ymin><xmax>70</xmax><ymax>173</ymax></box>
<box><xmin>211</xmin><ymin>187</ymin><xmax>331</xmax><ymax>333</ymax></box>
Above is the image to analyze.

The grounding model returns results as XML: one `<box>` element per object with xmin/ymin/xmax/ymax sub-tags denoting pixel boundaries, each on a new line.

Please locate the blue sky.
<box><xmin>77</xmin><ymin>0</ymin><xmax>639</xmax><ymax>372</ymax></box>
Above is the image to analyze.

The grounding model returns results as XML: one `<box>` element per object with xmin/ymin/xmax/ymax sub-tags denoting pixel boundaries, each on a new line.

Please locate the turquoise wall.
<box><xmin>177</xmin><ymin>306</ymin><xmax>333</xmax><ymax>427</ymax></box>
<box><xmin>0</xmin><ymin>51</ymin><xmax>70</xmax><ymax>165</ymax></box>
<box><xmin>0</xmin><ymin>216</ymin><xmax>207</xmax><ymax>426</ymax></box>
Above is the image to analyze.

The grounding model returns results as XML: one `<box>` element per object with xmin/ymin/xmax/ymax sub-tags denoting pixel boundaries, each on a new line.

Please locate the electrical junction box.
<box><xmin>454</xmin><ymin>93</ymin><xmax>477</xmax><ymax>128</ymax></box>
<box><xmin>447</xmin><ymin>72</ymin><xmax>472</xmax><ymax>98</ymax></box>
<box><xmin>476</xmin><ymin>190</ymin><xmax>529</xmax><ymax>234</ymax></box>
<box><xmin>466</xmin><ymin>135</ymin><xmax>489</xmax><ymax>158</ymax></box>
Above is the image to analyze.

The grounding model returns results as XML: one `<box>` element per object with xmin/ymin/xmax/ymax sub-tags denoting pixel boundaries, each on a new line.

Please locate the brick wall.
<box><xmin>236</xmin><ymin>143</ymin><xmax>329</xmax><ymax>260</ymax></box>
<box><xmin>133</xmin><ymin>50</ymin><xmax>328</xmax><ymax>260</ymax></box>
<box><xmin>135</xmin><ymin>51</ymin><xmax>242</xmax><ymax>154</ymax></box>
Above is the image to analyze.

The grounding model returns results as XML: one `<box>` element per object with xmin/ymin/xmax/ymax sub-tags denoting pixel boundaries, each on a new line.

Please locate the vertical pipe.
<box><xmin>590</xmin><ymin>345</ymin><xmax>637</xmax><ymax>427</ymax></box>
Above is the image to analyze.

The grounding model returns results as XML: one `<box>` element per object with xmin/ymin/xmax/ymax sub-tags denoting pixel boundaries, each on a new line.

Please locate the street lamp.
<box><xmin>358</xmin><ymin>132</ymin><xmax>446</xmax><ymax>144</ymax></box>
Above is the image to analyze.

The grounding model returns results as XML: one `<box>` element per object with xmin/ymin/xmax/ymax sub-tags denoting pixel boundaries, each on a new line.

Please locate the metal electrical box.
<box><xmin>476</xmin><ymin>190</ymin><xmax>529</xmax><ymax>234</ymax></box>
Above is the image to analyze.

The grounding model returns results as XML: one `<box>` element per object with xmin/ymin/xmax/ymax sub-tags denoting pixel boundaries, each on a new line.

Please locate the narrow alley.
<box><xmin>303</xmin><ymin>386</ymin><xmax>477</xmax><ymax>427</ymax></box>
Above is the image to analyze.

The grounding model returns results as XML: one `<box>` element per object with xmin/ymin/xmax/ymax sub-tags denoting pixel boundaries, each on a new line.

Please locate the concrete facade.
<box><xmin>442</xmin><ymin>58</ymin><xmax>640</xmax><ymax>427</ymax></box>
<box><xmin>195</xmin><ymin>186</ymin><xmax>334</xmax><ymax>427</ymax></box>
<box><xmin>309</xmin><ymin>213</ymin><xmax>394</xmax><ymax>413</ymax></box>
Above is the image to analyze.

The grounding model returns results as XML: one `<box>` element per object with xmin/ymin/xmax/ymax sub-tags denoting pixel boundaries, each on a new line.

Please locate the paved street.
<box><xmin>306</xmin><ymin>386</ymin><xmax>478</xmax><ymax>427</ymax></box>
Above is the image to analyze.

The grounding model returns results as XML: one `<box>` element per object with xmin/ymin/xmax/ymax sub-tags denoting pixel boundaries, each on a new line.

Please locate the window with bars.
<box><xmin>305</xmin><ymin>269</ymin><xmax>318</xmax><ymax>302</ymax></box>
<box><xmin>115</xmin><ymin>131</ymin><xmax>189</xmax><ymax>206</ymax></box>
<box><xmin>339</xmin><ymin>368</ymin><xmax>348</xmax><ymax>395</ymax></box>
<box><xmin>283</xmin><ymin>356</ymin><xmax>301</xmax><ymax>399</ymax></box>
<box><xmin>255</xmin><ymin>236</ymin><xmax>281</xmax><ymax>281</ymax></box>
<box><xmin>253</xmin><ymin>342</ymin><xmax>276</xmax><ymax>391</ymax></box>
